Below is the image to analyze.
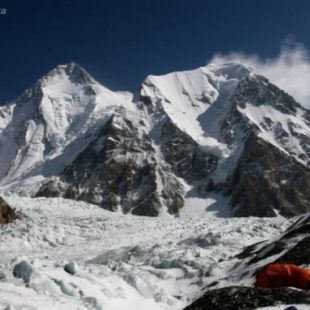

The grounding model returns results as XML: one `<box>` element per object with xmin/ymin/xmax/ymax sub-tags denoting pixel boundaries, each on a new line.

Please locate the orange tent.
<box><xmin>255</xmin><ymin>263</ymin><xmax>310</xmax><ymax>289</ymax></box>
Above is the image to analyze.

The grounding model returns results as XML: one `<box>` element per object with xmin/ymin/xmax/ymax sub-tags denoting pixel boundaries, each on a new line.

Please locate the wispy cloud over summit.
<box><xmin>211</xmin><ymin>41</ymin><xmax>310</xmax><ymax>109</ymax></box>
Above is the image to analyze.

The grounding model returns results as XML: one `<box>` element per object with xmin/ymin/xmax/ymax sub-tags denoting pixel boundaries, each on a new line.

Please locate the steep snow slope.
<box><xmin>0</xmin><ymin>197</ymin><xmax>288</xmax><ymax>310</ymax></box>
<box><xmin>0</xmin><ymin>62</ymin><xmax>135</xmax><ymax>192</ymax></box>
<box><xmin>140</xmin><ymin>62</ymin><xmax>253</xmax><ymax>175</ymax></box>
<box><xmin>141</xmin><ymin>63</ymin><xmax>251</xmax><ymax>144</ymax></box>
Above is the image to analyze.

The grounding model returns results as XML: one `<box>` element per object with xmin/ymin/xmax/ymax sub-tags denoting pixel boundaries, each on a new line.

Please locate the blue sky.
<box><xmin>0</xmin><ymin>0</ymin><xmax>310</xmax><ymax>104</ymax></box>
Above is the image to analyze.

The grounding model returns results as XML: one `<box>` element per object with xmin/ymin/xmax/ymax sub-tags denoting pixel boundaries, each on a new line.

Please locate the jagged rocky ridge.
<box><xmin>185</xmin><ymin>213</ymin><xmax>310</xmax><ymax>309</ymax></box>
<box><xmin>233</xmin><ymin>212</ymin><xmax>310</xmax><ymax>279</ymax></box>
<box><xmin>0</xmin><ymin>62</ymin><xmax>309</xmax><ymax>216</ymax></box>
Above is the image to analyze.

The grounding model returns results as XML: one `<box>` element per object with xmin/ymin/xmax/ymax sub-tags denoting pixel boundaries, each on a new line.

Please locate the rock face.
<box><xmin>229</xmin><ymin>134</ymin><xmax>310</xmax><ymax>217</ymax></box>
<box><xmin>36</xmin><ymin>109</ymin><xmax>184</xmax><ymax>216</ymax></box>
<box><xmin>159</xmin><ymin>117</ymin><xmax>218</xmax><ymax>182</ymax></box>
<box><xmin>1</xmin><ymin>62</ymin><xmax>310</xmax><ymax>216</ymax></box>
<box><xmin>221</xmin><ymin>74</ymin><xmax>310</xmax><ymax>217</ymax></box>
<box><xmin>0</xmin><ymin>196</ymin><xmax>16</xmax><ymax>224</ymax></box>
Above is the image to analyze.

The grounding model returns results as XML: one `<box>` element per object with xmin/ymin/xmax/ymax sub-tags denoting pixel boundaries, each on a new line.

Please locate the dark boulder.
<box><xmin>0</xmin><ymin>196</ymin><xmax>16</xmax><ymax>224</ymax></box>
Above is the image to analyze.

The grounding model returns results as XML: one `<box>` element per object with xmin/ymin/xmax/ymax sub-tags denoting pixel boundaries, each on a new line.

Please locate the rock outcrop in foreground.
<box><xmin>186</xmin><ymin>213</ymin><xmax>310</xmax><ymax>309</ymax></box>
<box><xmin>0</xmin><ymin>196</ymin><xmax>16</xmax><ymax>224</ymax></box>
<box><xmin>185</xmin><ymin>286</ymin><xmax>310</xmax><ymax>310</ymax></box>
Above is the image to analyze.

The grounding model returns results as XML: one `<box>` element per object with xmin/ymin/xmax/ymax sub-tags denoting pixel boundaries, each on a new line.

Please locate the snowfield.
<box><xmin>0</xmin><ymin>197</ymin><xmax>289</xmax><ymax>310</ymax></box>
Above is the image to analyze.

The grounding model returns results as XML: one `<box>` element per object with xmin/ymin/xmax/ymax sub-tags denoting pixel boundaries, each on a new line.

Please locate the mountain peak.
<box><xmin>12</xmin><ymin>62</ymin><xmax>97</xmax><ymax>105</ymax></box>
<box><xmin>141</xmin><ymin>62</ymin><xmax>255</xmax><ymax>96</ymax></box>
<box><xmin>206</xmin><ymin>62</ymin><xmax>255</xmax><ymax>80</ymax></box>
<box><xmin>38</xmin><ymin>62</ymin><xmax>95</xmax><ymax>87</ymax></box>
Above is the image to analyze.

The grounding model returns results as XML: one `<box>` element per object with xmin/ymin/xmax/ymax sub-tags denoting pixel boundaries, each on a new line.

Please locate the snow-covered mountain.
<box><xmin>0</xmin><ymin>62</ymin><xmax>135</xmax><ymax>191</ymax></box>
<box><xmin>1</xmin><ymin>62</ymin><xmax>310</xmax><ymax>217</ymax></box>
<box><xmin>139</xmin><ymin>63</ymin><xmax>310</xmax><ymax>217</ymax></box>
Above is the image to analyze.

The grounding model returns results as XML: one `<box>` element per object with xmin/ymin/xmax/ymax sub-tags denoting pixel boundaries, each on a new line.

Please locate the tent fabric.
<box><xmin>255</xmin><ymin>263</ymin><xmax>310</xmax><ymax>289</ymax></box>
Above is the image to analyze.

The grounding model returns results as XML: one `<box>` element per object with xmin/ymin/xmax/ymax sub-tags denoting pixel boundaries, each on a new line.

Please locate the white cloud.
<box><xmin>210</xmin><ymin>42</ymin><xmax>310</xmax><ymax>109</ymax></box>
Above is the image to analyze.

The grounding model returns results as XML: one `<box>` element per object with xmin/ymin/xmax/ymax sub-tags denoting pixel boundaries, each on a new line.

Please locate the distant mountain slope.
<box><xmin>0</xmin><ymin>62</ymin><xmax>309</xmax><ymax>216</ymax></box>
